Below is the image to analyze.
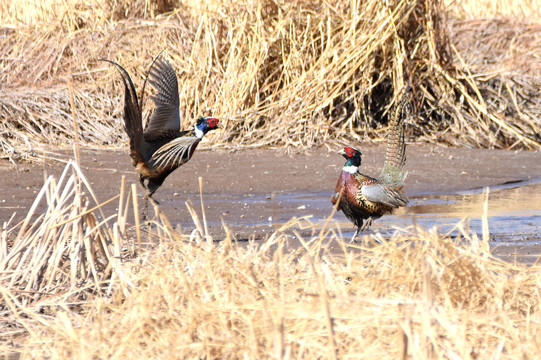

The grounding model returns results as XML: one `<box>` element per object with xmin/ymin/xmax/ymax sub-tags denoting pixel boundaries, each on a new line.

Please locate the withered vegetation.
<box><xmin>1</xmin><ymin>1</ymin><xmax>541</xmax><ymax>358</ymax></box>
<box><xmin>1</xmin><ymin>161</ymin><xmax>541</xmax><ymax>358</ymax></box>
<box><xmin>0</xmin><ymin>0</ymin><xmax>540</xmax><ymax>161</ymax></box>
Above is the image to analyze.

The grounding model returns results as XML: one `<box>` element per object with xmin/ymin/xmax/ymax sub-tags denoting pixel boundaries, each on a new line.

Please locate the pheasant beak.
<box><xmin>337</xmin><ymin>149</ymin><xmax>346</xmax><ymax>156</ymax></box>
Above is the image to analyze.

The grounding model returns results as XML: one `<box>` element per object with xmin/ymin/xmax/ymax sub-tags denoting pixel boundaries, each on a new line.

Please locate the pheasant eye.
<box><xmin>344</xmin><ymin>146</ymin><xmax>355</xmax><ymax>157</ymax></box>
<box><xmin>208</xmin><ymin>118</ymin><xmax>217</xmax><ymax>127</ymax></box>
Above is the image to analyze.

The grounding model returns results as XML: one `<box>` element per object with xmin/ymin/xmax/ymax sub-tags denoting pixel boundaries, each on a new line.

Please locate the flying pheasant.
<box><xmin>102</xmin><ymin>56</ymin><xmax>219</xmax><ymax>207</ymax></box>
<box><xmin>332</xmin><ymin>93</ymin><xmax>409</xmax><ymax>242</ymax></box>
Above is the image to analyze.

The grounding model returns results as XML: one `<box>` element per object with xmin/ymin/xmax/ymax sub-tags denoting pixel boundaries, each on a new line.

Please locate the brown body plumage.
<box><xmin>332</xmin><ymin>93</ymin><xmax>409</xmax><ymax>241</ymax></box>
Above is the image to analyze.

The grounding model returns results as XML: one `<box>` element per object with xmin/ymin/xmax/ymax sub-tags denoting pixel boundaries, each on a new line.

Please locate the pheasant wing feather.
<box><xmin>361</xmin><ymin>184</ymin><xmax>409</xmax><ymax>208</ymax></box>
<box><xmin>145</xmin><ymin>58</ymin><xmax>181</xmax><ymax>136</ymax></box>
<box><xmin>149</xmin><ymin>135</ymin><xmax>200</xmax><ymax>172</ymax></box>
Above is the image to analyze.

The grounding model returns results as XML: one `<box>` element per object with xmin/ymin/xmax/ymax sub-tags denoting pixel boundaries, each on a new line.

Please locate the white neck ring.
<box><xmin>194</xmin><ymin>125</ymin><xmax>204</xmax><ymax>139</ymax></box>
<box><xmin>342</xmin><ymin>165</ymin><xmax>358</xmax><ymax>174</ymax></box>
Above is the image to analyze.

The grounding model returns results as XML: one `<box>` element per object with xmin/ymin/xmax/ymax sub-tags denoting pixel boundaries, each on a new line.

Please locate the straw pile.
<box><xmin>1</xmin><ymin>0</ymin><xmax>540</xmax><ymax>161</ymax></box>
<box><xmin>1</xmin><ymin>161</ymin><xmax>541</xmax><ymax>358</ymax></box>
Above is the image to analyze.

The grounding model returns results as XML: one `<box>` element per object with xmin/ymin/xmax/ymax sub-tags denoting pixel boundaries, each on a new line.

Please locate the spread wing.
<box><xmin>361</xmin><ymin>184</ymin><xmax>409</xmax><ymax>208</ymax></box>
<box><xmin>144</xmin><ymin>58</ymin><xmax>181</xmax><ymax>136</ymax></box>
<box><xmin>149</xmin><ymin>135</ymin><xmax>200</xmax><ymax>172</ymax></box>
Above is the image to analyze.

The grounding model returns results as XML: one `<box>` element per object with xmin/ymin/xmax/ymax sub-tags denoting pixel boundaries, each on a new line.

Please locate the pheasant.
<box><xmin>102</xmin><ymin>56</ymin><xmax>219</xmax><ymax>207</ymax></box>
<box><xmin>332</xmin><ymin>95</ymin><xmax>409</xmax><ymax>242</ymax></box>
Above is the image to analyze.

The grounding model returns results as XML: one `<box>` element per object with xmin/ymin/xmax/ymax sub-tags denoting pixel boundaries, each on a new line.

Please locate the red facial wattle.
<box><xmin>344</xmin><ymin>146</ymin><xmax>355</xmax><ymax>158</ymax></box>
<box><xmin>208</xmin><ymin>118</ymin><xmax>218</xmax><ymax>128</ymax></box>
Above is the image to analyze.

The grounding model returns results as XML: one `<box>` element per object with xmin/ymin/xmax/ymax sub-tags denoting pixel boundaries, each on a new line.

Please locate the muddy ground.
<box><xmin>1</xmin><ymin>144</ymin><xmax>540</xmax><ymax>260</ymax></box>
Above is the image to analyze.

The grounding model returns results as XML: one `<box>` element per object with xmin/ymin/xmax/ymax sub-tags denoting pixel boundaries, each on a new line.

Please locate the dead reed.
<box><xmin>0</xmin><ymin>161</ymin><xmax>139</xmax><ymax>344</ymax></box>
<box><xmin>447</xmin><ymin>0</ymin><xmax>540</xmax><ymax>19</ymax></box>
<box><xmin>0</xmin><ymin>0</ymin><xmax>540</xmax><ymax>162</ymax></box>
<box><xmin>1</xmin><ymin>161</ymin><xmax>541</xmax><ymax>358</ymax></box>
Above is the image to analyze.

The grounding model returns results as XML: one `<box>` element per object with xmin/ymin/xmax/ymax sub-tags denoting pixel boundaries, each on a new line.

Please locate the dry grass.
<box><xmin>1</xmin><ymin>1</ymin><xmax>541</xmax><ymax>357</ymax></box>
<box><xmin>1</xmin><ymin>161</ymin><xmax>541</xmax><ymax>358</ymax></box>
<box><xmin>450</xmin><ymin>18</ymin><xmax>541</xmax><ymax>77</ymax></box>
<box><xmin>446</xmin><ymin>0</ymin><xmax>541</xmax><ymax>19</ymax></box>
<box><xmin>0</xmin><ymin>161</ymin><xmax>134</xmax><ymax>340</ymax></box>
<box><xmin>0</xmin><ymin>0</ymin><xmax>540</xmax><ymax>162</ymax></box>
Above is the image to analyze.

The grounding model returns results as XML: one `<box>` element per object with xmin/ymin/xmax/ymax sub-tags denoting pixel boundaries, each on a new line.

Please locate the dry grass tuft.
<box><xmin>446</xmin><ymin>0</ymin><xmax>541</xmax><ymax>19</ymax></box>
<box><xmin>0</xmin><ymin>0</ymin><xmax>540</xmax><ymax>161</ymax></box>
<box><xmin>0</xmin><ymin>88</ymin><xmax>124</xmax><ymax>156</ymax></box>
<box><xmin>0</xmin><ymin>161</ymin><xmax>139</xmax><ymax>343</ymax></box>
<box><xmin>450</xmin><ymin>18</ymin><xmax>541</xmax><ymax>77</ymax></box>
<box><xmin>1</xmin><ymin>162</ymin><xmax>541</xmax><ymax>358</ymax></box>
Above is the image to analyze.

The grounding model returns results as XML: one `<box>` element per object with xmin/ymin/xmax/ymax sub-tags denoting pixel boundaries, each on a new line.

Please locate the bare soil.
<box><xmin>1</xmin><ymin>145</ymin><xmax>540</xmax><ymax>248</ymax></box>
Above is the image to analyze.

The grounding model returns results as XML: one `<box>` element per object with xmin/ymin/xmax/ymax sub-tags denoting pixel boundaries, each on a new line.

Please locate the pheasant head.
<box><xmin>338</xmin><ymin>146</ymin><xmax>362</xmax><ymax>173</ymax></box>
<box><xmin>195</xmin><ymin>117</ymin><xmax>220</xmax><ymax>138</ymax></box>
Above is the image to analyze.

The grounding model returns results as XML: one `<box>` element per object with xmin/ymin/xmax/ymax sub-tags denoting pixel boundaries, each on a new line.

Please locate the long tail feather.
<box><xmin>379</xmin><ymin>88</ymin><xmax>409</xmax><ymax>187</ymax></box>
<box><xmin>100</xmin><ymin>59</ymin><xmax>145</xmax><ymax>164</ymax></box>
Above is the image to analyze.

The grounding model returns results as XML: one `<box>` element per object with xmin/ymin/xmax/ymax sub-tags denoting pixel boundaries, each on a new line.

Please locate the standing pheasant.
<box><xmin>332</xmin><ymin>95</ymin><xmax>409</xmax><ymax>242</ymax></box>
<box><xmin>102</xmin><ymin>56</ymin><xmax>219</xmax><ymax>205</ymax></box>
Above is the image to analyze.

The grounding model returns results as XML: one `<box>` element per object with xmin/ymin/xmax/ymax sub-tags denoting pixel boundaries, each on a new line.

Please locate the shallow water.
<box><xmin>1</xmin><ymin>148</ymin><xmax>540</xmax><ymax>261</ymax></box>
<box><xmin>163</xmin><ymin>179</ymin><xmax>541</xmax><ymax>244</ymax></box>
<box><xmin>395</xmin><ymin>179</ymin><xmax>541</xmax><ymax>239</ymax></box>
<box><xmin>401</xmin><ymin>180</ymin><xmax>541</xmax><ymax>262</ymax></box>
<box><xmin>307</xmin><ymin>180</ymin><xmax>540</xmax><ymax>261</ymax></box>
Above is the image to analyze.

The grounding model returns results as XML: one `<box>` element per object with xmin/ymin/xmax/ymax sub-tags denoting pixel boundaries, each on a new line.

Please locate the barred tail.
<box><xmin>379</xmin><ymin>89</ymin><xmax>409</xmax><ymax>187</ymax></box>
<box><xmin>100</xmin><ymin>59</ymin><xmax>145</xmax><ymax>164</ymax></box>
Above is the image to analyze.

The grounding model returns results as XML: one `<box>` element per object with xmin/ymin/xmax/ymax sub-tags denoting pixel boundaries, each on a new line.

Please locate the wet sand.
<box><xmin>0</xmin><ymin>145</ymin><xmax>540</xmax><ymax>260</ymax></box>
